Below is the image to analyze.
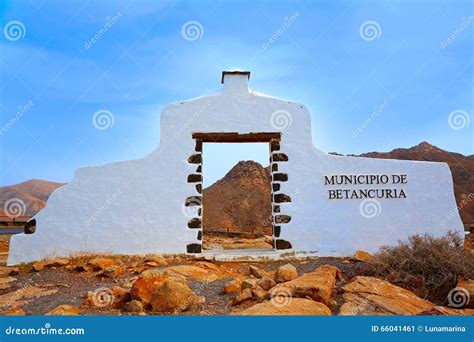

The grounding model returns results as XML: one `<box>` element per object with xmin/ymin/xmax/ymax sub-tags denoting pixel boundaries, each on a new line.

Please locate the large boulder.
<box><xmin>339</xmin><ymin>276</ymin><xmax>435</xmax><ymax>315</ymax></box>
<box><xmin>233</xmin><ymin>297</ymin><xmax>331</xmax><ymax>315</ymax></box>
<box><xmin>270</xmin><ymin>265</ymin><xmax>341</xmax><ymax>306</ymax></box>
<box><xmin>150</xmin><ymin>278</ymin><xmax>204</xmax><ymax>313</ymax></box>
<box><xmin>275</xmin><ymin>264</ymin><xmax>298</xmax><ymax>283</ymax></box>
<box><xmin>131</xmin><ymin>269</ymin><xmax>184</xmax><ymax>306</ymax></box>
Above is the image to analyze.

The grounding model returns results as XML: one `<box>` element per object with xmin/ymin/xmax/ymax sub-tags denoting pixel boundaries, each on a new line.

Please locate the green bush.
<box><xmin>364</xmin><ymin>231</ymin><xmax>474</xmax><ymax>302</ymax></box>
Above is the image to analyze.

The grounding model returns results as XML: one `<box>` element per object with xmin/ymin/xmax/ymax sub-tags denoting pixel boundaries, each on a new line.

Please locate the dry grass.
<box><xmin>364</xmin><ymin>231</ymin><xmax>474</xmax><ymax>302</ymax></box>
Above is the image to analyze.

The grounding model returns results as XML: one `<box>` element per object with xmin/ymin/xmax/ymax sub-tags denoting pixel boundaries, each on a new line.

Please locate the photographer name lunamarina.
<box><xmin>324</xmin><ymin>174</ymin><xmax>408</xmax><ymax>200</ymax></box>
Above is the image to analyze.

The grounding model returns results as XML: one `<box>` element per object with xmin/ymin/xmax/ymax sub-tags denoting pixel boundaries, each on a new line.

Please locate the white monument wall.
<box><xmin>7</xmin><ymin>73</ymin><xmax>464</xmax><ymax>264</ymax></box>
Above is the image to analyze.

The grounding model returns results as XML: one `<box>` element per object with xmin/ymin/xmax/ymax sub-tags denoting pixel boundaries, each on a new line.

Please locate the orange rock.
<box><xmin>46</xmin><ymin>304</ymin><xmax>80</xmax><ymax>316</ymax></box>
<box><xmin>224</xmin><ymin>278</ymin><xmax>244</xmax><ymax>294</ymax></box>
<box><xmin>456</xmin><ymin>276</ymin><xmax>474</xmax><ymax>309</ymax></box>
<box><xmin>258</xmin><ymin>276</ymin><xmax>276</xmax><ymax>291</ymax></box>
<box><xmin>339</xmin><ymin>276</ymin><xmax>435</xmax><ymax>315</ymax></box>
<box><xmin>231</xmin><ymin>288</ymin><xmax>253</xmax><ymax>306</ymax></box>
<box><xmin>241</xmin><ymin>278</ymin><xmax>258</xmax><ymax>290</ymax></box>
<box><xmin>131</xmin><ymin>269</ymin><xmax>184</xmax><ymax>306</ymax></box>
<box><xmin>0</xmin><ymin>306</ymin><xmax>25</xmax><ymax>315</ymax></box>
<box><xmin>44</xmin><ymin>258</ymin><xmax>70</xmax><ymax>267</ymax></box>
<box><xmin>9</xmin><ymin>267</ymin><xmax>19</xmax><ymax>276</ymax></box>
<box><xmin>275</xmin><ymin>264</ymin><xmax>298</xmax><ymax>283</ymax></box>
<box><xmin>88</xmin><ymin>257</ymin><xmax>115</xmax><ymax>271</ymax></box>
<box><xmin>150</xmin><ymin>278</ymin><xmax>204</xmax><ymax>313</ymax></box>
<box><xmin>249</xmin><ymin>265</ymin><xmax>271</xmax><ymax>279</ymax></box>
<box><xmin>270</xmin><ymin>265</ymin><xmax>341</xmax><ymax>306</ymax></box>
<box><xmin>83</xmin><ymin>287</ymin><xmax>119</xmax><ymax>308</ymax></box>
<box><xmin>251</xmin><ymin>285</ymin><xmax>268</xmax><ymax>302</ymax></box>
<box><xmin>193</xmin><ymin>261</ymin><xmax>220</xmax><ymax>272</ymax></box>
<box><xmin>0</xmin><ymin>266</ymin><xmax>12</xmax><ymax>277</ymax></box>
<box><xmin>32</xmin><ymin>262</ymin><xmax>45</xmax><ymax>272</ymax></box>
<box><xmin>164</xmin><ymin>265</ymin><xmax>208</xmax><ymax>277</ymax></box>
<box><xmin>144</xmin><ymin>256</ymin><xmax>167</xmax><ymax>266</ymax></box>
<box><xmin>352</xmin><ymin>250</ymin><xmax>374</xmax><ymax>262</ymax></box>
<box><xmin>0</xmin><ymin>276</ymin><xmax>16</xmax><ymax>290</ymax></box>
<box><xmin>145</xmin><ymin>261</ymin><xmax>159</xmax><ymax>267</ymax></box>
<box><xmin>124</xmin><ymin>300</ymin><xmax>144</xmax><ymax>313</ymax></box>
<box><xmin>98</xmin><ymin>265</ymin><xmax>123</xmax><ymax>279</ymax></box>
<box><xmin>419</xmin><ymin>306</ymin><xmax>474</xmax><ymax>316</ymax></box>
<box><xmin>233</xmin><ymin>297</ymin><xmax>331</xmax><ymax>316</ymax></box>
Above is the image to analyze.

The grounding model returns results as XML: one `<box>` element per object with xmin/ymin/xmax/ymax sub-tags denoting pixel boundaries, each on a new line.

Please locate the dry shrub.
<box><xmin>364</xmin><ymin>231</ymin><xmax>474</xmax><ymax>302</ymax></box>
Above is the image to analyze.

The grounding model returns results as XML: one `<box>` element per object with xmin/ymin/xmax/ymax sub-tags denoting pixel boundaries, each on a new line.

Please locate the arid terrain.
<box><xmin>0</xmin><ymin>241</ymin><xmax>472</xmax><ymax>316</ymax></box>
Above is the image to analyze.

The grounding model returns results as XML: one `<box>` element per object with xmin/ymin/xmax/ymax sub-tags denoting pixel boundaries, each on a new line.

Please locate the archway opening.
<box><xmin>185</xmin><ymin>132</ymin><xmax>293</xmax><ymax>254</ymax></box>
<box><xmin>202</xmin><ymin>142</ymin><xmax>273</xmax><ymax>251</ymax></box>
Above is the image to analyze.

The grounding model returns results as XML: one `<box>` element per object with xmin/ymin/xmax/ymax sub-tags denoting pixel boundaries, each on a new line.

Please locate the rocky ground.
<box><xmin>0</xmin><ymin>237</ymin><xmax>472</xmax><ymax>316</ymax></box>
<box><xmin>202</xmin><ymin>235</ymin><xmax>273</xmax><ymax>250</ymax></box>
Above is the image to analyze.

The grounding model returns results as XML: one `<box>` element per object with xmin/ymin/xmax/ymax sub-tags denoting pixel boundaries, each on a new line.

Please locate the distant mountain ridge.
<box><xmin>359</xmin><ymin>142</ymin><xmax>473</xmax><ymax>227</ymax></box>
<box><xmin>0</xmin><ymin>179</ymin><xmax>65</xmax><ymax>219</ymax></box>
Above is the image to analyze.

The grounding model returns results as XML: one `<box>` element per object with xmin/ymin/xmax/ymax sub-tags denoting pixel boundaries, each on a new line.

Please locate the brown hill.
<box><xmin>0</xmin><ymin>179</ymin><xmax>65</xmax><ymax>219</ymax></box>
<box><xmin>203</xmin><ymin>160</ymin><xmax>272</xmax><ymax>236</ymax></box>
<box><xmin>360</xmin><ymin>142</ymin><xmax>474</xmax><ymax>227</ymax></box>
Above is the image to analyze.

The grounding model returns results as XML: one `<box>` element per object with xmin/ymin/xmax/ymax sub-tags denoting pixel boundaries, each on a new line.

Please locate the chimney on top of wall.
<box><xmin>221</xmin><ymin>70</ymin><xmax>250</xmax><ymax>94</ymax></box>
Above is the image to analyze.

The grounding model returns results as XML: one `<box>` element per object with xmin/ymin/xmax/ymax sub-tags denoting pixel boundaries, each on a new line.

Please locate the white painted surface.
<box><xmin>7</xmin><ymin>72</ymin><xmax>464</xmax><ymax>264</ymax></box>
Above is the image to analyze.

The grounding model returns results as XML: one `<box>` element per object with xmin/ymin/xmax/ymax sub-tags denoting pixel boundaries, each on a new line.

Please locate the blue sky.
<box><xmin>0</xmin><ymin>0</ymin><xmax>472</xmax><ymax>186</ymax></box>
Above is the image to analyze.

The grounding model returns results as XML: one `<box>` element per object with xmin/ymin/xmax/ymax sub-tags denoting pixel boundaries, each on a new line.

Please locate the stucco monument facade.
<box><xmin>7</xmin><ymin>71</ymin><xmax>464</xmax><ymax>265</ymax></box>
